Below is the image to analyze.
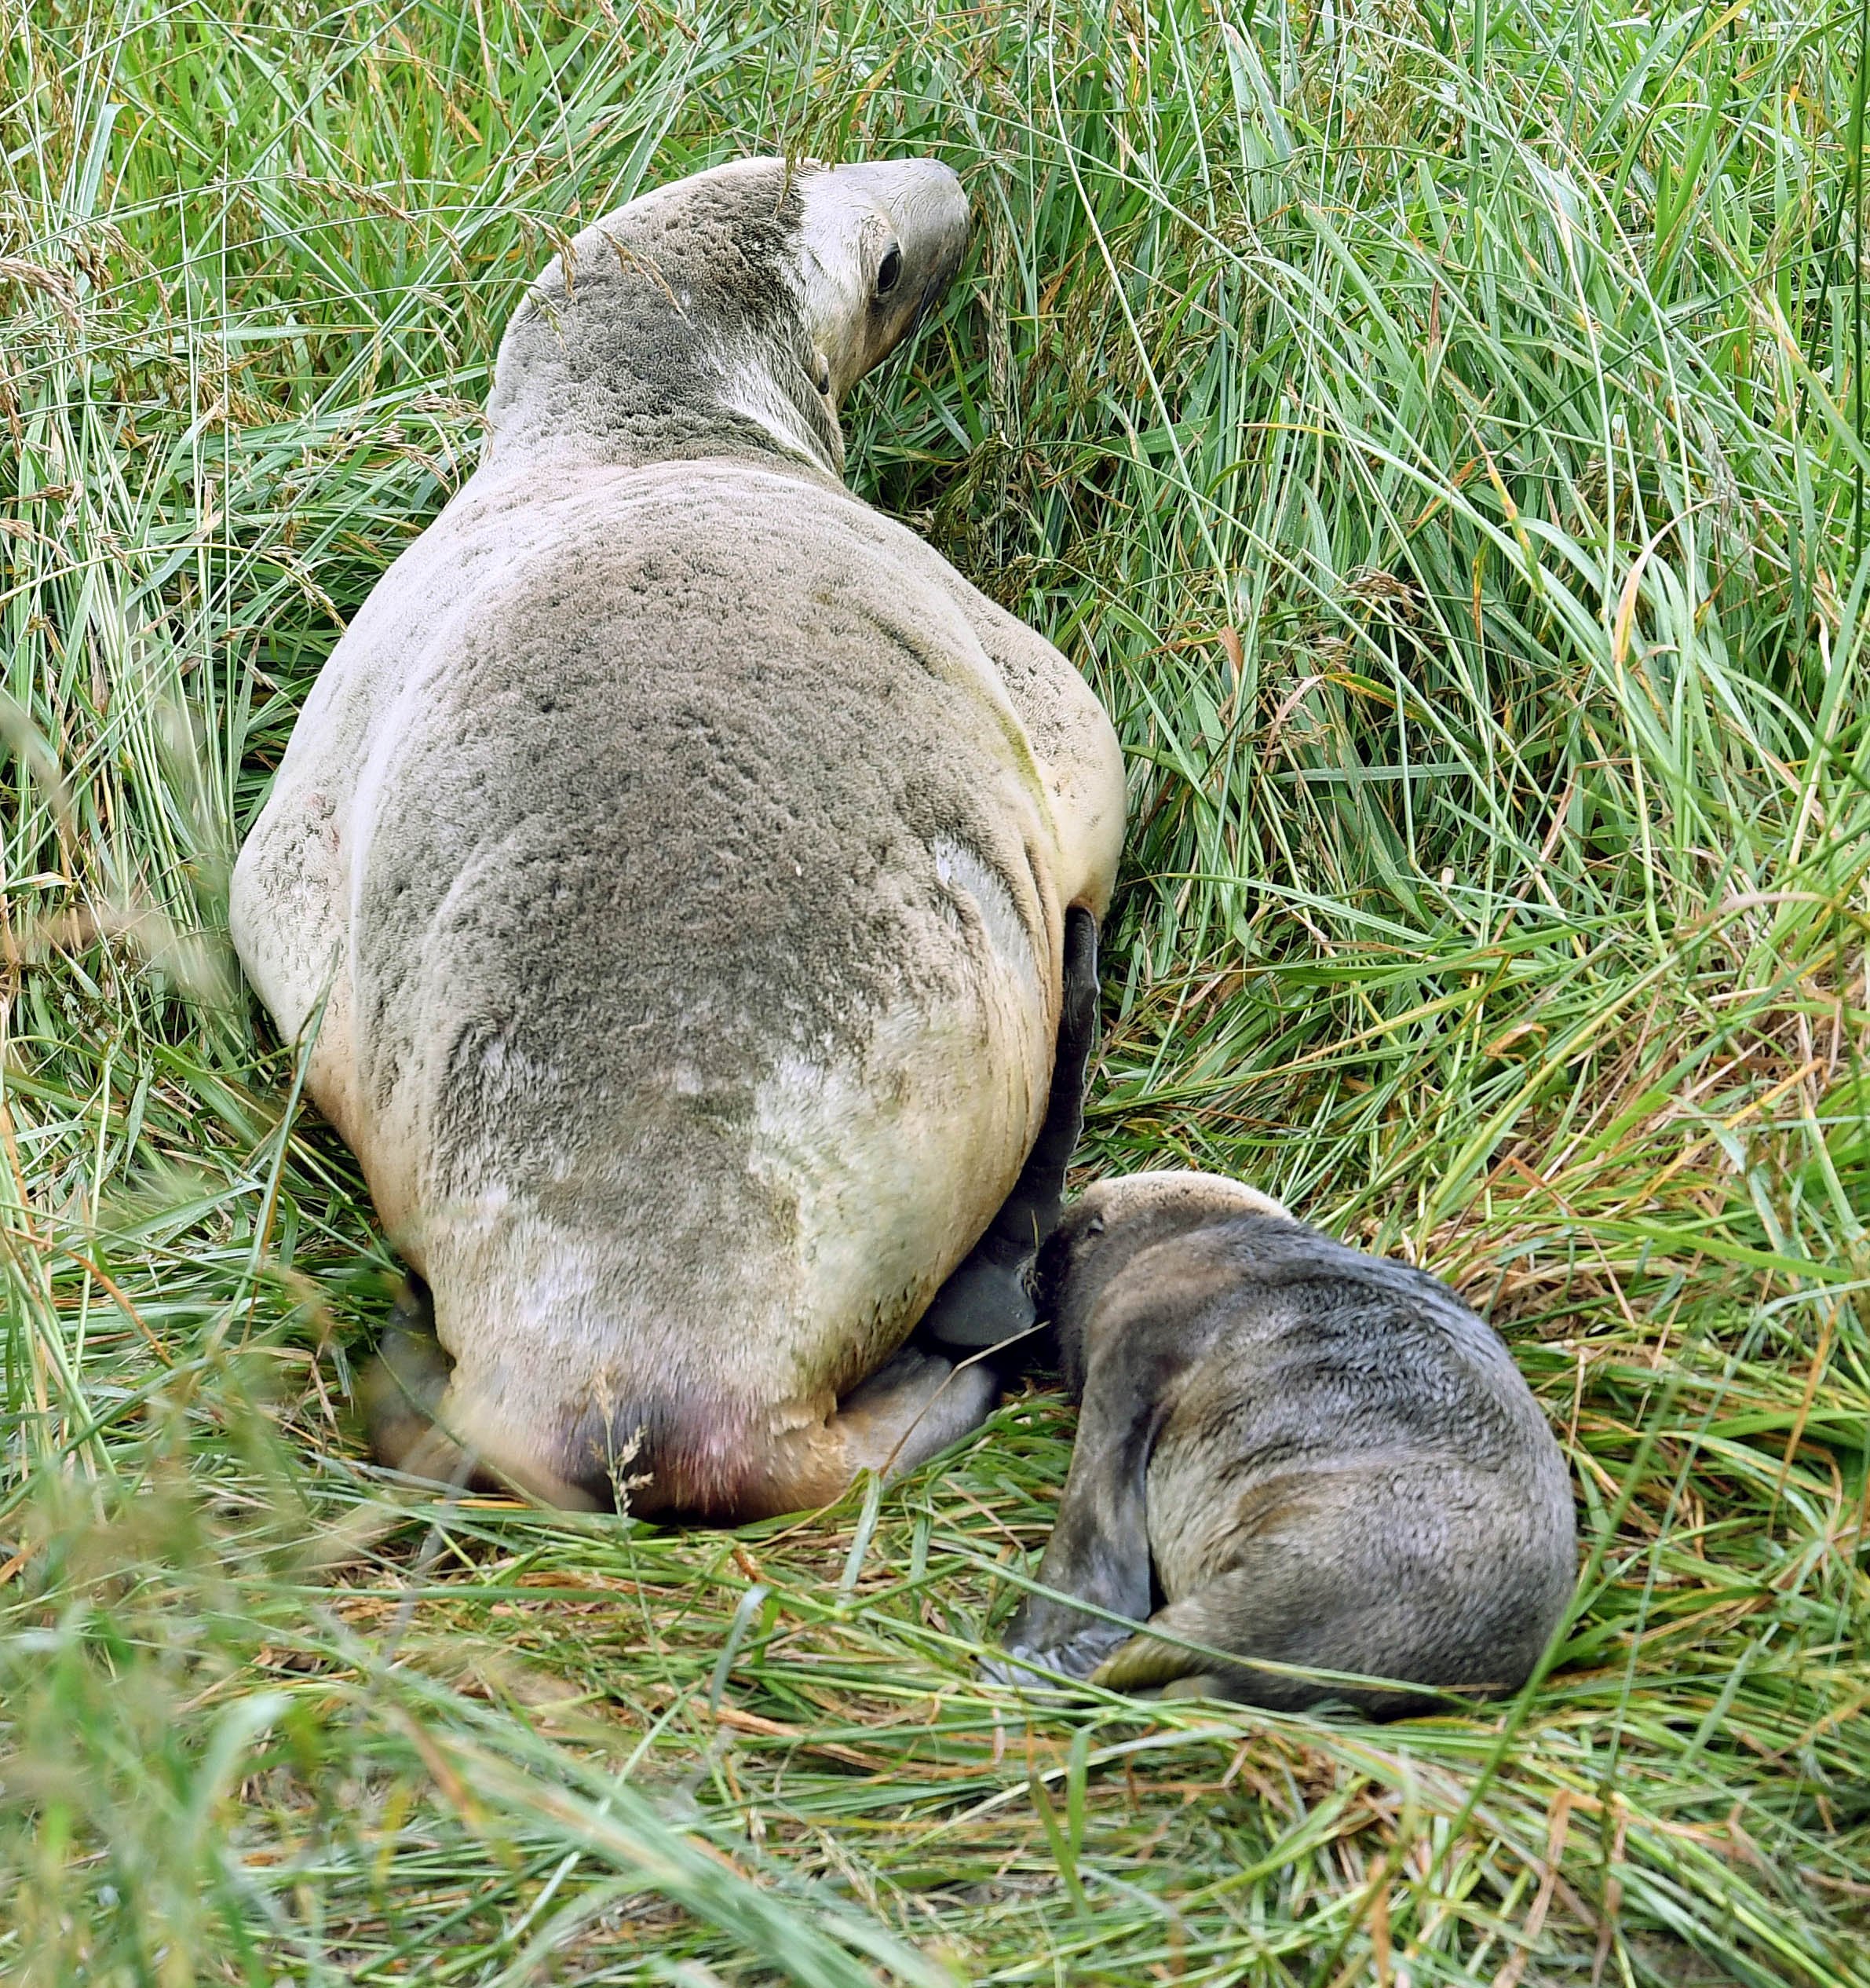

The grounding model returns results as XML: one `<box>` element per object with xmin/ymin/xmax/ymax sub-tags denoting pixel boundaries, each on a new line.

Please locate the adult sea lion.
<box><xmin>230</xmin><ymin>157</ymin><xmax>1126</xmax><ymax>1517</ymax></box>
<box><xmin>998</xmin><ymin>1172</ymin><xmax>1576</xmax><ymax>1715</ymax></box>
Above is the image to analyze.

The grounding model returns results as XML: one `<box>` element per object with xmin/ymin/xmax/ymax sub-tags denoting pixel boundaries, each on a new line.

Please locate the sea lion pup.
<box><xmin>229</xmin><ymin>156</ymin><xmax>1125</xmax><ymax>1518</ymax></box>
<box><xmin>997</xmin><ymin>1172</ymin><xmax>1576</xmax><ymax>1715</ymax></box>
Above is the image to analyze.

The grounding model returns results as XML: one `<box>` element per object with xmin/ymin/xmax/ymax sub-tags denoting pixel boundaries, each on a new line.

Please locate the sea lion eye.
<box><xmin>875</xmin><ymin>244</ymin><xmax>903</xmax><ymax>298</ymax></box>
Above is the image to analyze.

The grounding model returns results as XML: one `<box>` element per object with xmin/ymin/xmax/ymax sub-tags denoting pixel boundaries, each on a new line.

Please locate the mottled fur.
<box><xmin>230</xmin><ymin>159</ymin><xmax>1125</xmax><ymax>1516</ymax></box>
<box><xmin>1000</xmin><ymin>1172</ymin><xmax>1577</xmax><ymax>1716</ymax></box>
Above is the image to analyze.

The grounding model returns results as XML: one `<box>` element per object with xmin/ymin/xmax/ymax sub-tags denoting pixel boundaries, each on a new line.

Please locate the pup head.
<box><xmin>1033</xmin><ymin>1171</ymin><xmax>1293</xmax><ymax>1393</ymax></box>
<box><xmin>487</xmin><ymin>155</ymin><xmax>970</xmax><ymax>477</ymax></box>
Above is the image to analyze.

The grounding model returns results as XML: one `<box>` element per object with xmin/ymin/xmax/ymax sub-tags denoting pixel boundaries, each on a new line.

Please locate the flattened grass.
<box><xmin>3</xmin><ymin>1</ymin><xmax>1868</xmax><ymax>1981</ymax></box>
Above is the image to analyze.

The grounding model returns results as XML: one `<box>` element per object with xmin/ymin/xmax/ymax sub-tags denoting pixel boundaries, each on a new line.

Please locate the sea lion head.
<box><xmin>1033</xmin><ymin>1171</ymin><xmax>1294</xmax><ymax>1393</ymax></box>
<box><xmin>486</xmin><ymin>155</ymin><xmax>970</xmax><ymax>477</ymax></box>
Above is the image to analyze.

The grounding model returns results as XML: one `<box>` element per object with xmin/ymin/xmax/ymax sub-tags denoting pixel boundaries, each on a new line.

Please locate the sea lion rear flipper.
<box><xmin>362</xmin><ymin>1275</ymin><xmax>596</xmax><ymax>1507</ymax></box>
<box><xmin>1093</xmin><ymin>1559</ymin><xmax>1456</xmax><ymax>1719</ymax></box>
<box><xmin>1091</xmin><ymin>1591</ymin><xmax>1267</xmax><ymax>1701</ymax></box>
<box><xmin>361</xmin><ymin>1275</ymin><xmax>460</xmax><ymax>1478</ymax></box>
<box><xmin>917</xmin><ymin>908</ymin><xmax>1099</xmax><ymax>1367</ymax></box>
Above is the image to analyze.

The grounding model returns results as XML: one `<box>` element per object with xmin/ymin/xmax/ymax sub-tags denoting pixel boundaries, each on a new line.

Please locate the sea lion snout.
<box><xmin>1033</xmin><ymin>1170</ymin><xmax>1296</xmax><ymax>1393</ymax></box>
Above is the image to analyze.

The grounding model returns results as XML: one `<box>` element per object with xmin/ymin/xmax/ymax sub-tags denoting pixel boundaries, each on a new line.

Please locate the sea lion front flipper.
<box><xmin>991</xmin><ymin>1322</ymin><xmax>1182</xmax><ymax>1684</ymax></box>
<box><xmin>916</xmin><ymin>908</ymin><xmax>1099</xmax><ymax>1366</ymax></box>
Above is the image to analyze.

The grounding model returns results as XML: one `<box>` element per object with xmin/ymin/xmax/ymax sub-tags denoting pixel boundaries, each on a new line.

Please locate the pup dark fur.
<box><xmin>1000</xmin><ymin>1171</ymin><xmax>1577</xmax><ymax>1716</ymax></box>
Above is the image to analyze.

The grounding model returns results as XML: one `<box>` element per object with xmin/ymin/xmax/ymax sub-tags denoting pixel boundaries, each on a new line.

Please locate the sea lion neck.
<box><xmin>483</xmin><ymin>162</ymin><xmax>844</xmax><ymax>478</ymax></box>
<box><xmin>480</xmin><ymin>155</ymin><xmax>970</xmax><ymax>483</ymax></box>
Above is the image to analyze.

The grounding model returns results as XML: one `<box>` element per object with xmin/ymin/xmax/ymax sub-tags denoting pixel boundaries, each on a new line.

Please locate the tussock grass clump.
<box><xmin>3</xmin><ymin>1</ymin><xmax>1868</xmax><ymax>1981</ymax></box>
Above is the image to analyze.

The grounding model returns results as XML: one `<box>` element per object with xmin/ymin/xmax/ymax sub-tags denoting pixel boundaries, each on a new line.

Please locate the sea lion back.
<box><xmin>230</xmin><ymin>157</ymin><xmax>1125</xmax><ymax>1517</ymax></box>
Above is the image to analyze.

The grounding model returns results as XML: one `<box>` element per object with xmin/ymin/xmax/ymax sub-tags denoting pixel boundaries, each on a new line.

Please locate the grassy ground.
<box><xmin>3</xmin><ymin>0</ymin><xmax>1868</xmax><ymax>1979</ymax></box>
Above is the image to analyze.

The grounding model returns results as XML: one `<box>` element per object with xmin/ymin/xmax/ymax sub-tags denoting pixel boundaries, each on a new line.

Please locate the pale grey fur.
<box><xmin>999</xmin><ymin>1171</ymin><xmax>1577</xmax><ymax>1716</ymax></box>
<box><xmin>230</xmin><ymin>157</ymin><xmax>1125</xmax><ymax>1516</ymax></box>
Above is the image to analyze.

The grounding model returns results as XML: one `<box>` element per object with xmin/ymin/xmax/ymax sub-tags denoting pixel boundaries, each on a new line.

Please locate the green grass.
<box><xmin>4</xmin><ymin>0</ymin><xmax>1869</xmax><ymax>1979</ymax></box>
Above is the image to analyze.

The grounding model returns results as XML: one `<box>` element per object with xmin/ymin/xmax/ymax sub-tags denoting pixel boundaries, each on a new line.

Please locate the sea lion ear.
<box><xmin>813</xmin><ymin>349</ymin><xmax>832</xmax><ymax>397</ymax></box>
